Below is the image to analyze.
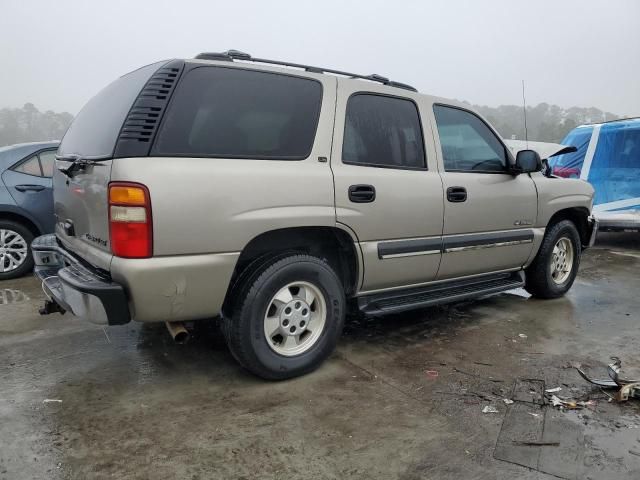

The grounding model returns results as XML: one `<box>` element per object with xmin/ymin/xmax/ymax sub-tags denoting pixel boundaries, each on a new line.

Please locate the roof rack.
<box><xmin>194</xmin><ymin>50</ymin><xmax>417</xmax><ymax>92</ymax></box>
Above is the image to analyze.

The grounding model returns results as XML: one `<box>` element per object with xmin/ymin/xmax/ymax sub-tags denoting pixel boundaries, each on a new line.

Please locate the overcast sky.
<box><xmin>2</xmin><ymin>0</ymin><xmax>639</xmax><ymax>116</ymax></box>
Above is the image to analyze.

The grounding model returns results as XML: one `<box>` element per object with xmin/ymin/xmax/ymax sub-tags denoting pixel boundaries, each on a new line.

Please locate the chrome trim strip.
<box><xmin>444</xmin><ymin>238</ymin><xmax>533</xmax><ymax>253</ymax></box>
<box><xmin>380</xmin><ymin>249</ymin><xmax>441</xmax><ymax>259</ymax></box>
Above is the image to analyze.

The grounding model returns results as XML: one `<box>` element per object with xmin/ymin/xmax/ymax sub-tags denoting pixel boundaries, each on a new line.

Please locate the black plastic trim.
<box><xmin>32</xmin><ymin>235</ymin><xmax>130</xmax><ymax>325</ymax></box>
<box><xmin>113</xmin><ymin>59</ymin><xmax>185</xmax><ymax>158</ymax></box>
<box><xmin>194</xmin><ymin>50</ymin><xmax>417</xmax><ymax>91</ymax></box>
<box><xmin>358</xmin><ymin>271</ymin><xmax>524</xmax><ymax>316</ymax></box>
<box><xmin>377</xmin><ymin>238</ymin><xmax>442</xmax><ymax>258</ymax></box>
<box><xmin>443</xmin><ymin>230</ymin><xmax>534</xmax><ymax>250</ymax></box>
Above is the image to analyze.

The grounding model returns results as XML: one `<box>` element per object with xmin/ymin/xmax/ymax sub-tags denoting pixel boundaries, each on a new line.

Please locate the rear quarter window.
<box><xmin>59</xmin><ymin>61</ymin><xmax>166</xmax><ymax>158</ymax></box>
<box><xmin>152</xmin><ymin>67</ymin><xmax>323</xmax><ymax>160</ymax></box>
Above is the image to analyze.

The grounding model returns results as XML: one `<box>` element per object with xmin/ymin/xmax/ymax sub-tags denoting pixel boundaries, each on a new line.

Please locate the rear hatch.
<box><xmin>54</xmin><ymin>60</ymin><xmax>177</xmax><ymax>270</ymax></box>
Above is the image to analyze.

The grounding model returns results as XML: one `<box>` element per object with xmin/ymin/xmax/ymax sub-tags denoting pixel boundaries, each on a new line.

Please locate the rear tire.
<box><xmin>525</xmin><ymin>220</ymin><xmax>581</xmax><ymax>299</ymax></box>
<box><xmin>223</xmin><ymin>254</ymin><xmax>345</xmax><ymax>380</ymax></box>
<box><xmin>0</xmin><ymin>221</ymin><xmax>34</xmax><ymax>281</ymax></box>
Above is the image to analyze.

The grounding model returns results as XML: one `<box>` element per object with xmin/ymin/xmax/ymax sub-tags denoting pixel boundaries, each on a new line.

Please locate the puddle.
<box><xmin>0</xmin><ymin>288</ymin><xmax>30</xmax><ymax>306</ymax></box>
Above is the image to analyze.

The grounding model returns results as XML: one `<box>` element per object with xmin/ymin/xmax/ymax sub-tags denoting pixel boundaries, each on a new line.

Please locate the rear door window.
<box><xmin>342</xmin><ymin>94</ymin><xmax>426</xmax><ymax>169</ymax></box>
<box><xmin>153</xmin><ymin>67</ymin><xmax>323</xmax><ymax>159</ymax></box>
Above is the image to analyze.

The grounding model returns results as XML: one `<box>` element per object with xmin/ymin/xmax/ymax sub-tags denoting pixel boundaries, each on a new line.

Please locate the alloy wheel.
<box><xmin>263</xmin><ymin>281</ymin><xmax>327</xmax><ymax>357</ymax></box>
<box><xmin>0</xmin><ymin>229</ymin><xmax>28</xmax><ymax>273</ymax></box>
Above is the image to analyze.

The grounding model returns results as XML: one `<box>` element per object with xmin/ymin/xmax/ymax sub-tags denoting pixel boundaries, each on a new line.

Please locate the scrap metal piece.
<box><xmin>615</xmin><ymin>383</ymin><xmax>640</xmax><ymax>402</ymax></box>
<box><xmin>607</xmin><ymin>357</ymin><xmax>623</xmax><ymax>386</ymax></box>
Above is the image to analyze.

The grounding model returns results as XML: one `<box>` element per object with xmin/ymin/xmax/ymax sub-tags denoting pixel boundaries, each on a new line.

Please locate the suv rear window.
<box><xmin>152</xmin><ymin>67</ymin><xmax>322</xmax><ymax>160</ymax></box>
<box><xmin>342</xmin><ymin>94</ymin><xmax>426</xmax><ymax>169</ymax></box>
<box><xmin>59</xmin><ymin>61</ymin><xmax>166</xmax><ymax>158</ymax></box>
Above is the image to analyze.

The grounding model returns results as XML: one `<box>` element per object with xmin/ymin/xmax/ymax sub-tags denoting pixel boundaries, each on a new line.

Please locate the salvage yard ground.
<box><xmin>1</xmin><ymin>233</ymin><xmax>639</xmax><ymax>479</ymax></box>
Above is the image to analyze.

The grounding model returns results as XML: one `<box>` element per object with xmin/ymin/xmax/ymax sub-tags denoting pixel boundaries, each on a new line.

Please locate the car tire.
<box><xmin>0</xmin><ymin>220</ymin><xmax>35</xmax><ymax>281</ymax></box>
<box><xmin>525</xmin><ymin>220</ymin><xmax>581</xmax><ymax>299</ymax></box>
<box><xmin>223</xmin><ymin>254</ymin><xmax>345</xmax><ymax>380</ymax></box>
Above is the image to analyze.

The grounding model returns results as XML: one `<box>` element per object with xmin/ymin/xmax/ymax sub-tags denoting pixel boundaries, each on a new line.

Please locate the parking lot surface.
<box><xmin>1</xmin><ymin>233</ymin><xmax>639</xmax><ymax>479</ymax></box>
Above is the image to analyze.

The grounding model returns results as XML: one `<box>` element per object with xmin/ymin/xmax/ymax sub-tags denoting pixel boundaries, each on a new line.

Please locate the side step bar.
<box><xmin>358</xmin><ymin>271</ymin><xmax>525</xmax><ymax>316</ymax></box>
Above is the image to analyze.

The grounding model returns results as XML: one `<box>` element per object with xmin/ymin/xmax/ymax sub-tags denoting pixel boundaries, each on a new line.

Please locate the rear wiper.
<box><xmin>56</xmin><ymin>155</ymin><xmax>105</xmax><ymax>178</ymax></box>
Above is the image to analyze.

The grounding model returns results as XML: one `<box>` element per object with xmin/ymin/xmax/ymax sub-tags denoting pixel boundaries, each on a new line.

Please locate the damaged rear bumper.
<box><xmin>32</xmin><ymin>234</ymin><xmax>130</xmax><ymax>325</ymax></box>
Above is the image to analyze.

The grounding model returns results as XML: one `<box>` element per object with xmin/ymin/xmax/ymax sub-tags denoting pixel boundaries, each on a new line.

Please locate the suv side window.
<box><xmin>153</xmin><ymin>67</ymin><xmax>323</xmax><ymax>160</ymax></box>
<box><xmin>343</xmin><ymin>94</ymin><xmax>426</xmax><ymax>169</ymax></box>
<box><xmin>433</xmin><ymin>105</ymin><xmax>507</xmax><ymax>173</ymax></box>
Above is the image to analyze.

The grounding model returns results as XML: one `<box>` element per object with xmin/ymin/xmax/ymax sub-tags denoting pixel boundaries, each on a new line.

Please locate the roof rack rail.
<box><xmin>194</xmin><ymin>50</ymin><xmax>417</xmax><ymax>92</ymax></box>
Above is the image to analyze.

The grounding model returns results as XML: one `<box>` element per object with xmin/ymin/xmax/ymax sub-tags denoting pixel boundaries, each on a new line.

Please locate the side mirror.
<box><xmin>513</xmin><ymin>149</ymin><xmax>542</xmax><ymax>174</ymax></box>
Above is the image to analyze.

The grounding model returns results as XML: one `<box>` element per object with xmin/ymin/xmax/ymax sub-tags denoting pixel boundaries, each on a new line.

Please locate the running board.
<box><xmin>358</xmin><ymin>271</ymin><xmax>525</xmax><ymax>316</ymax></box>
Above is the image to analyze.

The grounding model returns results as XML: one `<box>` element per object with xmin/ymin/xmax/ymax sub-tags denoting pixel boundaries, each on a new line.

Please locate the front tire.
<box><xmin>525</xmin><ymin>220</ymin><xmax>581</xmax><ymax>299</ymax></box>
<box><xmin>0</xmin><ymin>221</ymin><xmax>34</xmax><ymax>281</ymax></box>
<box><xmin>223</xmin><ymin>254</ymin><xmax>345</xmax><ymax>380</ymax></box>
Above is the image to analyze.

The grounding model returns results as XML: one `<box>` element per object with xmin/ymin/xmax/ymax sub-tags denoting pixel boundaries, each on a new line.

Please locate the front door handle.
<box><xmin>15</xmin><ymin>184</ymin><xmax>45</xmax><ymax>192</ymax></box>
<box><xmin>348</xmin><ymin>184</ymin><xmax>376</xmax><ymax>203</ymax></box>
<box><xmin>447</xmin><ymin>186</ymin><xmax>467</xmax><ymax>202</ymax></box>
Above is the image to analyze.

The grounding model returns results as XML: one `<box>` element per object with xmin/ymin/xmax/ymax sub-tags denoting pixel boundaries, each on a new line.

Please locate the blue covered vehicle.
<box><xmin>549</xmin><ymin>118</ymin><xmax>640</xmax><ymax>231</ymax></box>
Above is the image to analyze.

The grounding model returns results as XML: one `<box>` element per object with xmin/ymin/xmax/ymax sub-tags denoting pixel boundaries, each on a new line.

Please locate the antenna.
<box><xmin>522</xmin><ymin>80</ymin><xmax>529</xmax><ymax>148</ymax></box>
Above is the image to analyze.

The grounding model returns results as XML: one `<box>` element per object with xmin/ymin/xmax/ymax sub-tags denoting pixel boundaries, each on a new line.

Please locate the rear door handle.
<box><xmin>446</xmin><ymin>186</ymin><xmax>467</xmax><ymax>202</ymax></box>
<box><xmin>348</xmin><ymin>184</ymin><xmax>376</xmax><ymax>203</ymax></box>
<box><xmin>15</xmin><ymin>184</ymin><xmax>45</xmax><ymax>192</ymax></box>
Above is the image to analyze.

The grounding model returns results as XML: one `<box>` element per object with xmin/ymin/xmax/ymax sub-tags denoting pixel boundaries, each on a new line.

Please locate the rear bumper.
<box><xmin>32</xmin><ymin>234</ymin><xmax>130</xmax><ymax>325</ymax></box>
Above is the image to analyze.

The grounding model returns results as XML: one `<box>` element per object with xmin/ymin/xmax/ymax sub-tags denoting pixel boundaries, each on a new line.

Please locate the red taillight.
<box><xmin>108</xmin><ymin>182</ymin><xmax>152</xmax><ymax>258</ymax></box>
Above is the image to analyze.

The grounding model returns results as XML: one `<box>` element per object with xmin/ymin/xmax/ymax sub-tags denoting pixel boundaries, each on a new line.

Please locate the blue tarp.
<box><xmin>549</xmin><ymin>119</ymin><xmax>640</xmax><ymax>211</ymax></box>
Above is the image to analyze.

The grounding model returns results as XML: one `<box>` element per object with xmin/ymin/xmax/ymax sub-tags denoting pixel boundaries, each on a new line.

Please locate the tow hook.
<box><xmin>39</xmin><ymin>300</ymin><xmax>66</xmax><ymax>315</ymax></box>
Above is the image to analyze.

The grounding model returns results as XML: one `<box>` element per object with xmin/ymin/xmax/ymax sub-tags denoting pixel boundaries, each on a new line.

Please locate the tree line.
<box><xmin>0</xmin><ymin>102</ymin><xmax>623</xmax><ymax>148</ymax></box>
<box><xmin>0</xmin><ymin>103</ymin><xmax>73</xmax><ymax>147</ymax></box>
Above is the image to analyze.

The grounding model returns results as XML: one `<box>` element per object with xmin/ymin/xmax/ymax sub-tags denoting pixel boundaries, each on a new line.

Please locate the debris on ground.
<box><xmin>482</xmin><ymin>405</ymin><xmax>499</xmax><ymax>414</ymax></box>
<box><xmin>548</xmin><ymin>395</ymin><xmax>597</xmax><ymax>410</ymax></box>
<box><xmin>518</xmin><ymin>334</ymin><xmax>528</xmax><ymax>339</ymax></box>
<box><xmin>576</xmin><ymin>357</ymin><xmax>640</xmax><ymax>402</ymax></box>
<box><xmin>425</xmin><ymin>370</ymin><xmax>439</xmax><ymax>380</ymax></box>
<box><xmin>503</xmin><ymin>398</ymin><xmax>514</xmax><ymax>405</ymax></box>
<box><xmin>545</xmin><ymin>387</ymin><xmax>562</xmax><ymax>393</ymax></box>
<box><xmin>512</xmin><ymin>441</ymin><xmax>559</xmax><ymax>447</ymax></box>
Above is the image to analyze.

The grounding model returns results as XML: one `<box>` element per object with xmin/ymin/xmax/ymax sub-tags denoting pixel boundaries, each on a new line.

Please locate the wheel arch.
<box><xmin>0</xmin><ymin>206</ymin><xmax>42</xmax><ymax>237</ymax></box>
<box><xmin>222</xmin><ymin>226</ymin><xmax>361</xmax><ymax>315</ymax></box>
<box><xmin>547</xmin><ymin>207</ymin><xmax>591</xmax><ymax>246</ymax></box>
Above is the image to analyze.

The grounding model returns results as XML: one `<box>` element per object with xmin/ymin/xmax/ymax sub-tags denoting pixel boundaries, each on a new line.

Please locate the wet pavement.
<box><xmin>1</xmin><ymin>233</ymin><xmax>639</xmax><ymax>479</ymax></box>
